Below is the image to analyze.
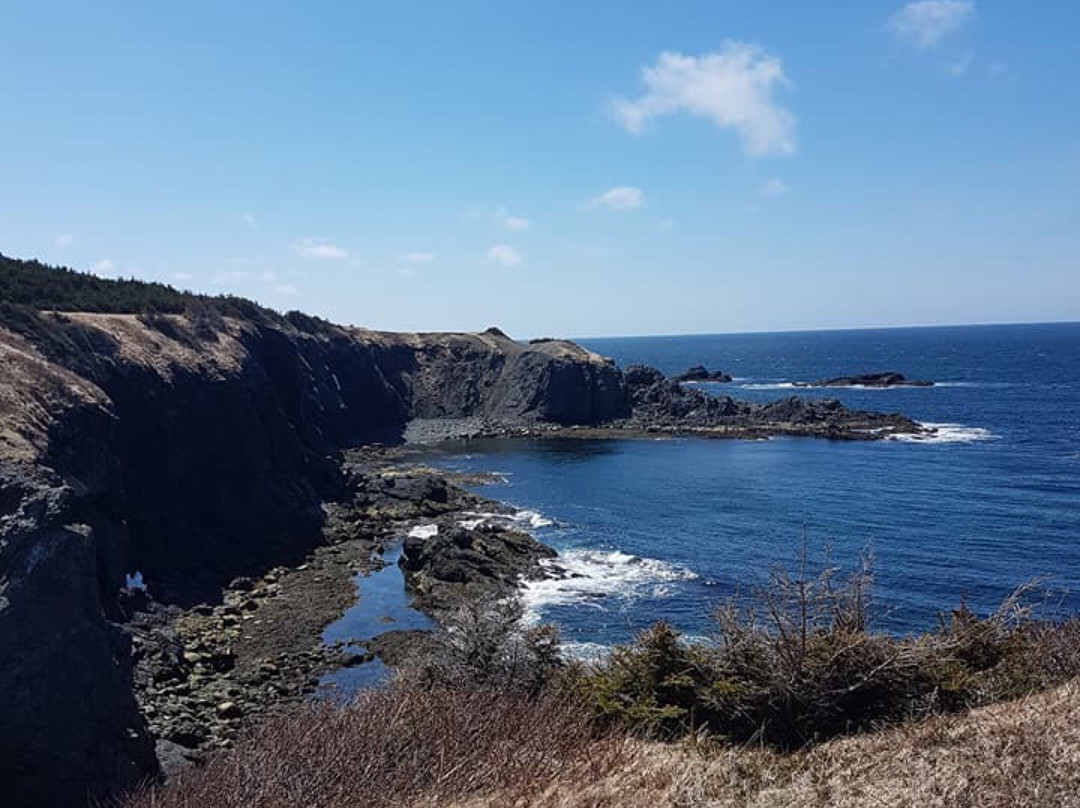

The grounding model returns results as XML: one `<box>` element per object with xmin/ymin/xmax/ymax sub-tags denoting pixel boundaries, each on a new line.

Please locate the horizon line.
<box><xmin>562</xmin><ymin>318</ymin><xmax>1080</xmax><ymax>343</ymax></box>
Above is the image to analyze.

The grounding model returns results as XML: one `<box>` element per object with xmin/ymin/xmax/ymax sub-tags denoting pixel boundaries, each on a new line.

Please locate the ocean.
<box><xmin>425</xmin><ymin>322</ymin><xmax>1080</xmax><ymax>653</ymax></box>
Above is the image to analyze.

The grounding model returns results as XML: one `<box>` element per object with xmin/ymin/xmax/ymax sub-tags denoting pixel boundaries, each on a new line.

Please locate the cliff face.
<box><xmin>0</xmin><ymin>311</ymin><xmax>627</xmax><ymax>808</ymax></box>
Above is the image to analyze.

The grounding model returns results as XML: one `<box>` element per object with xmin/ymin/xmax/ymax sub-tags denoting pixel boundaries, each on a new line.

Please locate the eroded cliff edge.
<box><xmin>0</xmin><ymin>309</ymin><xmax>631</xmax><ymax>807</ymax></box>
<box><xmin>0</xmin><ymin>297</ymin><xmax>921</xmax><ymax>806</ymax></box>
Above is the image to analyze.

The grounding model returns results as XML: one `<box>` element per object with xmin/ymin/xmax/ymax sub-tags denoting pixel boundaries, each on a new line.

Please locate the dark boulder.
<box><xmin>673</xmin><ymin>365</ymin><xmax>733</xmax><ymax>383</ymax></box>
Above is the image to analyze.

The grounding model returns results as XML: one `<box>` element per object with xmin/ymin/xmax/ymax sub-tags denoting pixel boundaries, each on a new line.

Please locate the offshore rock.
<box><xmin>673</xmin><ymin>365</ymin><xmax>733</xmax><ymax>383</ymax></box>
<box><xmin>794</xmin><ymin>371</ymin><xmax>934</xmax><ymax>388</ymax></box>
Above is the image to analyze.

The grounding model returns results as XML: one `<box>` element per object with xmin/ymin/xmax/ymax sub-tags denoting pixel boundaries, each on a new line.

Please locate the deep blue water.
<box><xmin>430</xmin><ymin>323</ymin><xmax>1080</xmax><ymax>651</ymax></box>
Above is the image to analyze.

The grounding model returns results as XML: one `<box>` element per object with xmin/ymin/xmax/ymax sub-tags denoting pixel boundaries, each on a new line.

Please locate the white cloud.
<box><xmin>761</xmin><ymin>178</ymin><xmax>791</xmax><ymax>196</ymax></box>
<box><xmin>292</xmin><ymin>238</ymin><xmax>348</xmax><ymax>260</ymax></box>
<box><xmin>889</xmin><ymin>1</ymin><xmax>975</xmax><ymax>49</ymax></box>
<box><xmin>272</xmin><ymin>283</ymin><xmax>299</xmax><ymax>296</ymax></box>
<box><xmin>487</xmin><ymin>244</ymin><xmax>522</xmax><ymax>267</ymax></box>
<box><xmin>55</xmin><ymin>234</ymin><xmax>73</xmax><ymax>248</ymax></box>
<box><xmin>402</xmin><ymin>251</ymin><xmax>435</xmax><ymax>264</ymax></box>
<box><xmin>242</xmin><ymin>212</ymin><xmax>258</xmax><ymax>229</ymax></box>
<box><xmin>611</xmin><ymin>43</ymin><xmax>796</xmax><ymax>157</ymax></box>
<box><xmin>656</xmin><ymin>218</ymin><xmax>675</xmax><ymax>232</ymax></box>
<box><xmin>493</xmin><ymin>207</ymin><xmax>531</xmax><ymax>231</ymax></box>
<box><xmin>93</xmin><ymin>259</ymin><xmax>116</xmax><ymax>277</ymax></box>
<box><xmin>947</xmin><ymin>50</ymin><xmax>975</xmax><ymax>77</ymax></box>
<box><xmin>585</xmin><ymin>186</ymin><xmax>644</xmax><ymax>211</ymax></box>
<box><xmin>172</xmin><ymin>272</ymin><xmax>194</xmax><ymax>283</ymax></box>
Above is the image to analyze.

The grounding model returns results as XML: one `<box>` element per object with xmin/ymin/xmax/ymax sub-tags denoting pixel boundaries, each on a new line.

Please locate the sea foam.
<box><xmin>522</xmin><ymin>549</ymin><xmax>698</xmax><ymax>623</ymax></box>
<box><xmin>890</xmin><ymin>423</ymin><xmax>997</xmax><ymax>444</ymax></box>
<box><xmin>458</xmin><ymin>509</ymin><xmax>554</xmax><ymax>531</ymax></box>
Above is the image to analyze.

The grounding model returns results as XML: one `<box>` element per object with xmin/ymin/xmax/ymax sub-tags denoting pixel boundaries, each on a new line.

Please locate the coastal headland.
<box><xmin>0</xmin><ymin>257</ymin><xmax>929</xmax><ymax>806</ymax></box>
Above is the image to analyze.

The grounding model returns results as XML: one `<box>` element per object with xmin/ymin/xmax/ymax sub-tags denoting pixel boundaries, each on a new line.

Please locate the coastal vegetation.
<box><xmin>0</xmin><ymin>253</ymin><xmax>200</xmax><ymax>313</ymax></box>
<box><xmin>123</xmin><ymin>559</ymin><xmax>1080</xmax><ymax>808</ymax></box>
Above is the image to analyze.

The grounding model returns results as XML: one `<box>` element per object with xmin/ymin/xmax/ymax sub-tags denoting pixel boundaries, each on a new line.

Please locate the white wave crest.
<box><xmin>561</xmin><ymin>641</ymin><xmax>612</xmax><ymax>662</ymax></box>
<box><xmin>407</xmin><ymin>524</ymin><xmax>439</xmax><ymax>539</ymax></box>
<box><xmin>738</xmin><ymin>382</ymin><xmax>797</xmax><ymax>390</ymax></box>
<box><xmin>522</xmin><ymin>549</ymin><xmax>697</xmax><ymax>623</ymax></box>
<box><xmin>889</xmin><ymin>423</ymin><xmax>997</xmax><ymax>444</ymax></box>
<box><xmin>459</xmin><ymin>509</ymin><xmax>554</xmax><ymax>531</ymax></box>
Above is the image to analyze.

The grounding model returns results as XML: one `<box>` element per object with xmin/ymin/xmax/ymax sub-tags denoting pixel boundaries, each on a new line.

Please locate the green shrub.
<box><xmin>563</xmin><ymin>551</ymin><xmax>1080</xmax><ymax>749</ymax></box>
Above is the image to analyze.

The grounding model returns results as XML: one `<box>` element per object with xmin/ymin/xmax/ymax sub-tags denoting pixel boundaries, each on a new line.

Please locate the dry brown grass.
<box><xmin>121</xmin><ymin>684</ymin><xmax>626</xmax><ymax>808</ymax></box>
<box><xmin>127</xmin><ymin>677</ymin><xmax>1080</xmax><ymax>808</ymax></box>
<box><xmin>448</xmin><ymin>678</ymin><xmax>1080</xmax><ymax>808</ymax></box>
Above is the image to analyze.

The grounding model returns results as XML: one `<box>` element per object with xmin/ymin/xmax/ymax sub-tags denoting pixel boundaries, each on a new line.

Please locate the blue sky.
<box><xmin>2</xmin><ymin>1</ymin><xmax>1077</xmax><ymax>337</ymax></box>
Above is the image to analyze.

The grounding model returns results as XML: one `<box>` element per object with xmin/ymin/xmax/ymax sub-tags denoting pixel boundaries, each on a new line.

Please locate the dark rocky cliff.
<box><xmin>0</xmin><ymin>311</ymin><xmax>627</xmax><ymax>808</ymax></box>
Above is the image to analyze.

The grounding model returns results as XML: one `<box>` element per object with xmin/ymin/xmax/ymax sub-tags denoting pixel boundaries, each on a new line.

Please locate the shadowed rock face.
<box><xmin>0</xmin><ymin>312</ymin><xmax>627</xmax><ymax>808</ymax></box>
<box><xmin>1</xmin><ymin>410</ymin><xmax>158</xmax><ymax>808</ymax></box>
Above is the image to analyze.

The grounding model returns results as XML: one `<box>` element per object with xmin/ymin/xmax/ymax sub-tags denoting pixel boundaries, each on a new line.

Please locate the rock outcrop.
<box><xmin>673</xmin><ymin>365</ymin><xmax>733</xmax><ymax>383</ymax></box>
<box><xmin>401</xmin><ymin>522</ymin><xmax>556</xmax><ymax>613</ymax></box>
<box><xmin>619</xmin><ymin>365</ymin><xmax>918</xmax><ymax>435</ymax></box>
<box><xmin>793</xmin><ymin>372</ymin><xmax>933</xmax><ymax>388</ymax></box>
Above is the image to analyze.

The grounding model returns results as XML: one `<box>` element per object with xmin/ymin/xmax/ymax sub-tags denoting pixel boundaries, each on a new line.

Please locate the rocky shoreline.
<box><xmin>121</xmin><ymin>401</ymin><xmax>930</xmax><ymax>777</ymax></box>
<box><xmin>124</xmin><ymin>447</ymin><xmax>558</xmax><ymax>776</ymax></box>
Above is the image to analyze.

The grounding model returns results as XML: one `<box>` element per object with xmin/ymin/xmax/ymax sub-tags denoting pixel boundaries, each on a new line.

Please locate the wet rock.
<box><xmin>401</xmin><ymin>523</ymin><xmax>556</xmax><ymax>612</ymax></box>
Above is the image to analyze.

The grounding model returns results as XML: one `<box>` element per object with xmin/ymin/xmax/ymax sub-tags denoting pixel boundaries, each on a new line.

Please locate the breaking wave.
<box><xmin>521</xmin><ymin>549</ymin><xmax>698</xmax><ymax>624</ymax></box>
<box><xmin>458</xmin><ymin>509</ymin><xmax>554</xmax><ymax>531</ymax></box>
<box><xmin>889</xmin><ymin>423</ymin><xmax>998</xmax><ymax>444</ymax></box>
